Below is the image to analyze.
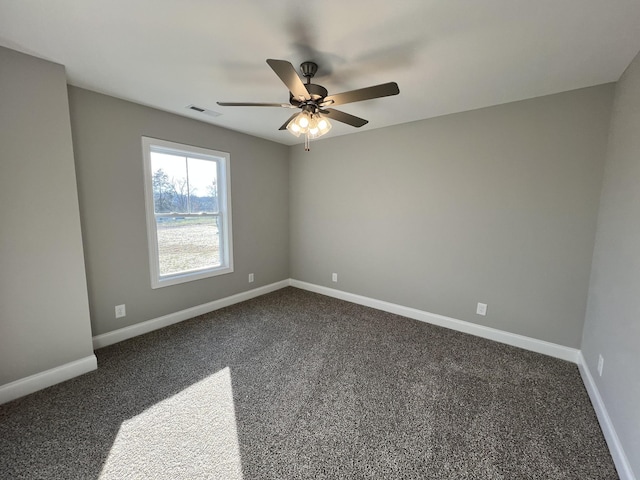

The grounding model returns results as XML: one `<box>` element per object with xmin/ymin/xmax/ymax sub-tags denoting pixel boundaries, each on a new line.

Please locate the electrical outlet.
<box><xmin>248</xmin><ymin>273</ymin><xmax>254</xmax><ymax>283</ymax></box>
<box><xmin>476</xmin><ymin>303</ymin><xmax>487</xmax><ymax>316</ymax></box>
<box><xmin>597</xmin><ymin>354</ymin><xmax>604</xmax><ymax>376</ymax></box>
<box><xmin>332</xmin><ymin>273</ymin><xmax>338</xmax><ymax>282</ymax></box>
<box><xmin>115</xmin><ymin>304</ymin><xmax>126</xmax><ymax>319</ymax></box>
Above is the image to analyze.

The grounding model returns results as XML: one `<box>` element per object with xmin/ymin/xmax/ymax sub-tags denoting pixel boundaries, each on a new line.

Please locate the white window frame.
<box><xmin>142</xmin><ymin>137</ymin><xmax>233</xmax><ymax>289</ymax></box>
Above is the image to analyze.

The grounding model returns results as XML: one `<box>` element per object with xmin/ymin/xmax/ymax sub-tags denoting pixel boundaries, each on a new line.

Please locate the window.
<box><xmin>142</xmin><ymin>137</ymin><xmax>233</xmax><ymax>288</ymax></box>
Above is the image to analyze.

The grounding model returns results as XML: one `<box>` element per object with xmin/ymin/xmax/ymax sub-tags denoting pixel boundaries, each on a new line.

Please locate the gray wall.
<box><xmin>0</xmin><ymin>47</ymin><xmax>94</xmax><ymax>385</ymax></box>
<box><xmin>290</xmin><ymin>85</ymin><xmax>614</xmax><ymax>348</ymax></box>
<box><xmin>582</xmin><ymin>51</ymin><xmax>640</xmax><ymax>476</ymax></box>
<box><xmin>68</xmin><ymin>87</ymin><xmax>289</xmax><ymax>336</ymax></box>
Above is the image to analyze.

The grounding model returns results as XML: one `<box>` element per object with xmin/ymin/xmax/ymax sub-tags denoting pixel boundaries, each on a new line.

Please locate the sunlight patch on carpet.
<box><xmin>99</xmin><ymin>367</ymin><xmax>243</xmax><ymax>479</ymax></box>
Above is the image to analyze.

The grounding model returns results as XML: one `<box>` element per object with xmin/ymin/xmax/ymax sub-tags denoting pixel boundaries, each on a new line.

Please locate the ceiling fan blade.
<box><xmin>217</xmin><ymin>102</ymin><xmax>294</xmax><ymax>108</ymax></box>
<box><xmin>322</xmin><ymin>82</ymin><xmax>399</xmax><ymax>107</ymax></box>
<box><xmin>323</xmin><ymin>109</ymin><xmax>368</xmax><ymax>128</ymax></box>
<box><xmin>266</xmin><ymin>59</ymin><xmax>311</xmax><ymax>101</ymax></box>
<box><xmin>278</xmin><ymin>112</ymin><xmax>300</xmax><ymax>131</ymax></box>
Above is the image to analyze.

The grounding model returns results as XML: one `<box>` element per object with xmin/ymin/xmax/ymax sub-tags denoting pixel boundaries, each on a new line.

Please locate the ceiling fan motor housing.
<box><xmin>289</xmin><ymin>61</ymin><xmax>326</xmax><ymax>107</ymax></box>
<box><xmin>290</xmin><ymin>83</ymin><xmax>328</xmax><ymax>107</ymax></box>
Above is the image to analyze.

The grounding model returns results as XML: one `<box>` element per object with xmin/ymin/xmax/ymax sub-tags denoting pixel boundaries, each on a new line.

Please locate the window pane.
<box><xmin>156</xmin><ymin>216</ymin><xmax>220</xmax><ymax>276</ymax></box>
<box><xmin>187</xmin><ymin>157</ymin><xmax>218</xmax><ymax>213</ymax></box>
<box><xmin>150</xmin><ymin>151</ymin><xmax>188</xmax><ymax>213</ymax></box>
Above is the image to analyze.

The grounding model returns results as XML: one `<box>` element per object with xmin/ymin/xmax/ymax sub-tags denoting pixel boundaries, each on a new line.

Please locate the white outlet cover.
<box><xmin>248</xmin><ymin>273</ymin><xmax>254</xmax><ymax>283</ymax></box>
<box><xmin>476</xmin><ymin>303</ymin><xmax>488</xmax><ymax>316</ymax></box>
<box><xmin>597</xmin><ymin>355</ymin><xmax>604</xmax><ymax>376</ymax></box>
<box><xmin>332</xmin><ymin>273</ymin><xmax>338</xmax><ymax>282</ymax></box>
<box><xmin>115</xmin><ymin>304</ymin><xmax>126</xmax><ymax>318</ymax></box>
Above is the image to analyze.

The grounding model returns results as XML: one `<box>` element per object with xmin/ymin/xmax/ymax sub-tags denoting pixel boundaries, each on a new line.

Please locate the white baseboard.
<box><xmin>92</xmin><ymin>280</ymin><xmax>290</xmax><ymax>349</ymax></box>
<box><xmin>290</xmin><ymin>279</ymin><xmax>579</xmax><ymax>363</ymax></box>
<box><xmin>578</xmin><ymin>352</ymin><xmax>636</xmax><ymax>480</ymax></box>
<box><xmin>0</xmin><ymin>354</ymin><xmax>97</xmax><ymax>405</ymax></box>
<box><xmin>95</xmin><ymin>277</ymin><xmax>578</xmax><ymax>362</ymax></box>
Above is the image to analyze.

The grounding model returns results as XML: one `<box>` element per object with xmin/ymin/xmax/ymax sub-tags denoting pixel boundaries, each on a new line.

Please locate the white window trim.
<box><xmin>142</xmin><ymin>136</ymin><xmax>233</xmax><ymax>289</ymax></box>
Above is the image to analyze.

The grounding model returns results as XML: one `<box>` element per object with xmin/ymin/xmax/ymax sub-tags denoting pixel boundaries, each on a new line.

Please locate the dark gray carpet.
<box><xmin>0</xmin><ymin>287</ymin><xmax>617</xmax><ymax>479</ymax></box>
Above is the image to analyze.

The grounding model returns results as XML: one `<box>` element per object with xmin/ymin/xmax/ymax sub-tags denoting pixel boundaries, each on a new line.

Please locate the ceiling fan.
<box><xmin>217</xmin><ymin>59</ymin><xmax>400</xmax><ymax>150</ymax></box>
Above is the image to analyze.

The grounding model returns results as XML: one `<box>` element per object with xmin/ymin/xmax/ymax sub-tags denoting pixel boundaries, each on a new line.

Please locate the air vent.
<box><xmin>186</xmin><ymin>105</ymin><xmax>222</xmax><ymax>117</ymax></box>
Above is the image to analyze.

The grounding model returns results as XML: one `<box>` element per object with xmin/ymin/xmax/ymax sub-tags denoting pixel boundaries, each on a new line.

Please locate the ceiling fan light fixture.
<box><xmin>286</xmin><ymin>118</ymin><xmax>303</xmax><ymax>137</ymax></box>
<box><xmin>287</xmin><ymin>111</ymin><xmax>332</xmax><ymax>141</ymax></box>
<box><xmin>309</xmin><ymin>114</ymin><xmax>331</xmax><ymax>138</ymax></box>
<box><xmin>297</xmin><ymin>111</ymin><xmax>311</xmax><ymax>129</ymax></box>
<box><xmin>317</xmin><ymin>116</ymin><xmax>332</xmax><ymax>135</ymax></box>
<box><xmin>307</xmin><ymin>114</ymin><xmax>332</xmax><ymax>139</ymax></box>
<box><xmin>307</xmin><ymin>115</ymin><xmax>318</xmax><ymax>135</ymax></box>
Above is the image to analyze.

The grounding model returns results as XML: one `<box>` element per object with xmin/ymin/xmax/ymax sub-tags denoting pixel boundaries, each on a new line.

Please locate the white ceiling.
<box><xmin>1</xmin><ymin>1</ymin><xmax>640</xmax><ymax>146</ymax></box>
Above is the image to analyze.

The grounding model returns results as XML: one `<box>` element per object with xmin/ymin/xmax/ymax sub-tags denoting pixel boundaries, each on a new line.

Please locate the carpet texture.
<box><xmin>0</xmin><ymin>287</ymin><xmax>617</xmax><ymax>479</ymax></box>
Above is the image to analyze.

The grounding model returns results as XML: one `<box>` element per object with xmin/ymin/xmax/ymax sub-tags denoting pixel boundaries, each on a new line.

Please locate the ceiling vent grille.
<box><xmin>186</xmin><ymin>104</ymin><xmax>221</xmax><ymax>117</ymax></box>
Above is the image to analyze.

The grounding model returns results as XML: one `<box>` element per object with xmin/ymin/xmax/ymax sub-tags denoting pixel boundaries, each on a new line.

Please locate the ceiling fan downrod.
<box><xmin>300</xmin><ymin>61</ymin><xmax>318</xmax><ymax>84</ymax></box>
